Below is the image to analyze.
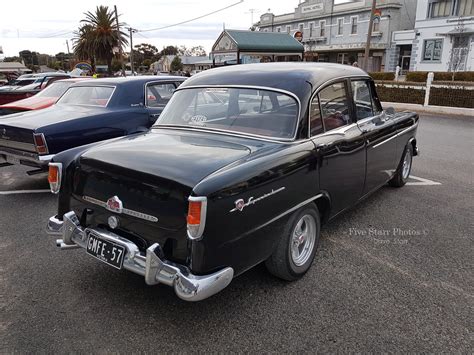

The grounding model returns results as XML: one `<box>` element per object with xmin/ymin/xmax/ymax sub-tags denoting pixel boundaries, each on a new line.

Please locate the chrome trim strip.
<box><xmin>154</xmin><ymin>125</ymin><xmax>297</xmax><ymax>145</ymax></box>
<box><xmin>82</xmin><ymin>196</ymin><xmax>159</xmax><ymax>223</ymax></box>
<box><xmin>156</xmin><ymin>84</ymin><xmax>302</xmax><ymax>142</ymax></box>
<box><xmin>38</xmin><ymin>154</ymin><xmax>54</xmax><ymax>161</ymax></box>
<box><xmin>245</xmin><ymin>194</ymin><xmax>325</xmax><ymax>235</ymax></box>
<box><xmin>372</xmin><ymin>123</ymin><xmax>418</xmax><ymax>149</ymax></box>
<box><xmin>187</xmin><ymin>196</ymin><xmax>207</xmax><ymax>241</ymax></box>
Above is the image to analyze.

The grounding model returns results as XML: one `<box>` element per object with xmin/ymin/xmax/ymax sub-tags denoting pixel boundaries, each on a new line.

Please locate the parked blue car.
<box><xmin>0</xmin><ymin>76</ymin><xmax>185</xmax><ymax>173</ymax></box>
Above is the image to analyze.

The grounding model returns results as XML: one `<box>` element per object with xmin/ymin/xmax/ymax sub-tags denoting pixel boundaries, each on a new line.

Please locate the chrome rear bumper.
<box><xmin>47</xmin><ymin>211</ymin><xmax>233</xmax><ymax>301</ymax></box>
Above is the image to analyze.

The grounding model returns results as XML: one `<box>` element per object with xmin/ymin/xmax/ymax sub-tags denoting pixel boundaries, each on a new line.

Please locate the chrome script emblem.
<box><xmin>106</xmin><ymin>196</ymin><xmax>123</xmax><ymax>213</ymax></box>
<box><xmin>83</xmin><ymin>195</ymin><xmax>159</xmax><ymax>223</ymax></box>
<box><xmin>230</xmin><ymin>187</ymin><xmax>286</xmax><ymax>213</ymax></box>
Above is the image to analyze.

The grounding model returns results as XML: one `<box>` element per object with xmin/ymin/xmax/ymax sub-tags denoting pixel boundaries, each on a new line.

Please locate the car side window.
<box><xmin>309</xmin><ymin>95</ymin><xmax>324</xmax><ymax>136</ymax></box>
<box><xmin>351</xmin><ymin>80</ymin><xmax>374</xmax><ymax>120</ymax></box>
<box><xmin>146</xmin><ymin>83</ymin><xmax>177</xmax><ymax>107</ymax></box>
<box><xmin>318</xmin><ymin>82</ymin><xmax>351</xmax><ymax>132</ymax></box>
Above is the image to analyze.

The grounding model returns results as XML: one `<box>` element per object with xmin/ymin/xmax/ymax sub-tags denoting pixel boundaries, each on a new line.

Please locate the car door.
<box><xmin>353</xmin><ymin>79</ymin><xmax>398</xmax><ymax>195</ymax></box>
<box><xmin>310</xmin><ymin>80</ymin><xmax>366</xmax><ymax>217</ymax></box>
<box><xmin>145</xmin><ymin>81</ymin><xmax>179</xmax><ymax>125</ymax></box>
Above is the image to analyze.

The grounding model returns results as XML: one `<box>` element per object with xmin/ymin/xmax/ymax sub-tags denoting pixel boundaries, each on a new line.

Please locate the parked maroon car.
<box><xmin>0</xmin><ymin>78</ymin><xmax>91</xmax><ymax>115</ymax></box>
<box><xmin>0</xmin><ymin>73</ymin><xmax>71</xmax><ymax>105</ymax></box>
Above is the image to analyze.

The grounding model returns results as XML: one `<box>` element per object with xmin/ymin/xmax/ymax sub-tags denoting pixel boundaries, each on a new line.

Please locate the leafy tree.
<box><xmin>178</xmin><ymin>45</ymin><xmax>207</xmax><ymax>57</ymax></box>
<box><xmin>160</xmin><ymin>45</ymin><xmax>178</xmax><ymax>56</ymax></box>
<box><xmin>135</xmin><ymin>43</ymin><xmax>159</xmax><ymax>60</ymax></box>
<box><xmin>170</xmin><ymin>56</ymin><xmax>183</xmax><ymax>71</ymax></box>
<box><xmin>73</xmin><ymin>6</ymin><xmax>128</xmax><ymax>75</ymax></box>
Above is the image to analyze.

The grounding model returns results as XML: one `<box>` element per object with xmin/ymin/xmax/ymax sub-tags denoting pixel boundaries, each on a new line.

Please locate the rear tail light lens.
<box><xmin>33</xmin><ymin>133</ymin><xmax>49</xmax><ymax>155</ymax></box>
<box><xmin>48</xmin><ymin>163</ymin><xmax>62</xmax><ymax>194</ymax></box>
<box><xmin>187</xmin><ymin>196</ymin><xmax>207</xmax><ymax>240</ymax></box>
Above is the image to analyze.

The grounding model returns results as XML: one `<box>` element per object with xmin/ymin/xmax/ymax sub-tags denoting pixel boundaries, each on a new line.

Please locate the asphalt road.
<box><xmin>1</xmin><ymin>114</ymin><xmax>472</xmax><ymax>352</ymax></box>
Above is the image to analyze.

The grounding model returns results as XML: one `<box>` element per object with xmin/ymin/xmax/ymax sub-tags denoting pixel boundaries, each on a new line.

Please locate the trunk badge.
<box><xmin>106</xmin><ymin>196</ymin><xmax>123</xmax><ymax>213</ymax></box>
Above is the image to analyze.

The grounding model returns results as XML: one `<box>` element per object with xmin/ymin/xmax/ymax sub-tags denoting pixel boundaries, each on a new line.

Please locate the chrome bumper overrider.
<box><xmin>47</xmin><ymin>211</ymin><xmax>234</xmax><ymax>301</ymax></box>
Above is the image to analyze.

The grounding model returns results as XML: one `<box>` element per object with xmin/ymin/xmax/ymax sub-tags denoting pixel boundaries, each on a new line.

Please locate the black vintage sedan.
<box><xmin>0</xmin><ymin>76</ymin><xmax>184</xmax><ymax>173</ymax></box>
<box><xmin>47</xmin><ymin>63</ymin><xmax>419</xmax><ymax>301</ymax></box>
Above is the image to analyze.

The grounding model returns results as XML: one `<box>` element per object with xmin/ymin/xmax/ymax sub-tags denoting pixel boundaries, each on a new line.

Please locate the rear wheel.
<box><xmin>389</xmin><ymin>144</ymin><xmax>413</xmax><ymax>187</ymax></box>
<box><xmin>265</xmin><ymin>205</ymin><xmax>321</xmax><ymax>281</ymax></box>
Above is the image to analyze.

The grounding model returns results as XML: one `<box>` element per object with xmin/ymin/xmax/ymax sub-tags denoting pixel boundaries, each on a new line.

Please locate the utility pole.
<box><xmin>128</xmin><ymin>27</ymin><xmax>137</xmax><ymax>75</ymax></box>
<box><xmin>364</xmin><ymin>0</ymin><xmax>377</xmax><ymax>71</ymax></box>
<box><xmin>114</xmin><ymin>5</ymin><xmax>126</xmax><ymax>77</ymax></box>
<box><xmin>66</xmin><ymin>40</ymin><xmax>71</xmax><ymax>70</ymax></box>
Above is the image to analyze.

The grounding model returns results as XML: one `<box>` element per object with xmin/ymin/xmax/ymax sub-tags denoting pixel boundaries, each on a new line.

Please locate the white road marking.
<box><xmin>406</xmin><ymin>175</ymin><xmax>442</xmax><ymax>186</ymax></box>
<box><xmin>0</xmin><ymin>189</ymin><xmax>50</xmax><ymax>195</ymax></box>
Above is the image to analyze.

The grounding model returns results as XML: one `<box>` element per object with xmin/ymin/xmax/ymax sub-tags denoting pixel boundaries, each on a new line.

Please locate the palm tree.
<box><xmin>73</xmin><ymin>24</ymin><xmax>96</xmax><ymax>72</ymax></box>
<box><xmin>73</xmin><ymin>6</ymin><xmax>128</xmax><ymax>75</ymax></box>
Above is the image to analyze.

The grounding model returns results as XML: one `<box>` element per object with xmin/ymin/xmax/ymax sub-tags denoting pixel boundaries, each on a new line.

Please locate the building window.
<box><xmin>423</xmin><ymin>39</ymin><xmax>443</xmax><ymax>61</ymax></box>
<box><xmin>299</xmin><ymin>24</ymin><xmax>304</xmax><ymax>32</ymax></box>
<box><xmin>309</xmin><ymin>22</ymin><xmax>313</xmax><ymax>37</ymax></box>
<box><xmin>428</xmin><ymin>0</ymin><xmax>453</xmax><ymax>18</ymax></box>
<box><xmin>351</xmin><ymin>17</ymin><xmax>358</xmax><ymax>34</ymax></box>
<box><xmin>337</xmin><ymin>18</ymin><xmax>343</xmax><ymax>35</ymax></box>
<box><xmin>456</xmin><ymin>0</ymin><xmax>474</xmax><ymax>16</ymax></box>
<box><xmin>337</xmin><ymin>53</ymin><xmax>350</xmax><ymax>65</ymax></box>
<box><xmin>373</xmin><ymin>20</ymin><xmax>380</xmax><ymax>32</ymax></box>
<box><xmin>286</xmin><ymin>26</ymin><xmax>291</xmax><ymax>34</ymax></box>
<box><xmin>320</xmin><ymin>21</ymin><xmax>326</xmax><ymax>37</ymax></box>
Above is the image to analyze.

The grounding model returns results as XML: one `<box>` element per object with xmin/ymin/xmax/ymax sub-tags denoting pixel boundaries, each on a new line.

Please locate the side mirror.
<box><xmin>385</xmin><ymin>107</ymin><xmax>395</xmax><ymax>115</ymax></box>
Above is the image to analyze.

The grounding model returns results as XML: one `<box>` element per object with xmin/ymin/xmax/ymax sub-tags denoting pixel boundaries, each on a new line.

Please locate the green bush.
<box><xmin>375</xmin><ymin>84</ymin><xmax>425</xmax><ymax>105</ymax></box>
<box><xmin>369</xmin><ymin>72</ymin><xmax>395</xmax><ymax>81</ymax></box>
<box><xmin>406</xmin><ymin>71</ymin><xmax>474</xmax><ymax>82</ymax></box>
<box><xmin>435</xmin><ymin>71</ymin><xmax>474</xmax><ymax>82</ymax></box>
<box><xmin>406</xmin><ymin>71</ymin><xmax>429</xmax><ymax>82</ymax></box>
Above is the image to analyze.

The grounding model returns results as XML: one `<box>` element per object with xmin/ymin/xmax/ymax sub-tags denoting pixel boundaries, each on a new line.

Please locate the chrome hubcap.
<box><xmin>291</xmin><ymin>214</ymin><xmax>316</xmax><ymax>267</ymax></box>
<box><xmin>402</xmin><ymin>149</ymin><xmax>412</xmax><ymax>179</ymax></box>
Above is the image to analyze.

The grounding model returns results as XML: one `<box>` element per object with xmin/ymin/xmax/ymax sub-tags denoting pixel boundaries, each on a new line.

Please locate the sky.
<box><xmin>0</xmin><ymin>0</ymin><xmax>306</xmax><ymax>58</ymax></box>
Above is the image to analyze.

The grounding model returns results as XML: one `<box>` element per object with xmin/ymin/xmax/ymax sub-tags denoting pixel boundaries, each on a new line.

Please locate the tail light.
<box><xmin>33</xmin><ymin>133</ymin><xmax>49</xmax><ymax>155</ymax></box>
<box><xmin>187</xmin><ymin>196</ymin><xmax>207</xmax><ymax>240</ymax></box>
<box><xmin>48</xmin><ymin>163</ymin><xmax>62</xmax><ymax>194</ymax></box>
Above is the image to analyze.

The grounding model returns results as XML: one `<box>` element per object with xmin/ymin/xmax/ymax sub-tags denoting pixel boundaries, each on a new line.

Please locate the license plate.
<box><xmin>86</xmin><ymin>231</ymin><xmax>125</xmax><ymax>269</ymax></box>
<box><xmin>6</xmin><ymin>155</ymin><xmax>20</xmax><ymax>164</ymax></box>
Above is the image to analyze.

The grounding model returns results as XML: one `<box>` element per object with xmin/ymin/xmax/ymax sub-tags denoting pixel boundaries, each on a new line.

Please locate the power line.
<box><xmin>402</xmin><ymin>0</ymin><xmax>415</xmax><ymax>27</ymax></box>
<box><xmin>138</xmin><ymin>0</ymin><xmax>244</xmax><ymax>32</ymax></box>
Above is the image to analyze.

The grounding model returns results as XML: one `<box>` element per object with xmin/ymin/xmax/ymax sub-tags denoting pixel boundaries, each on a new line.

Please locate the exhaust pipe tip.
<box><xmin>56</xmin><ymin>239</ymin><xmax>63</xmax><ymax>247</ymax></box>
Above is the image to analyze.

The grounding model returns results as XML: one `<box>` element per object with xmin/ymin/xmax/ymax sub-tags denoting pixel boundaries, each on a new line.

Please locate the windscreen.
<box><xmin>36</xmin><ymin>81</ymin><xmax>74</xmax><ymax>98</ymax></box>
<box><xmin>57</xmin><ymin>86</ymin><xmax>114</xmax><ymax>107</ymax></box>
<box><xmin>155</xmin><ymin>87</ymin><xmax>298</xmax><ymax>140</ymax></box>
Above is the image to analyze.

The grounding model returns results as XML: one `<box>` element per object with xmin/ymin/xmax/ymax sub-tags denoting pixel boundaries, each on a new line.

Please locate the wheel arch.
<box><xmin>313</xmin><ymin>192</ymin><xmax>331</xmax><ymax>224</ymax></box>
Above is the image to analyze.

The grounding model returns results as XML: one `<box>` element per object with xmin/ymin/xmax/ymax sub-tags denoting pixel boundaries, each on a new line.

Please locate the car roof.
<box><xmin>181</xmin><ymin>62</ymin><xmax>369</xmax><ymax>98</ymax></box>
<box><xmin>54</xmin><ymin>77</ymin><xmax>93</xmax><ymax>83</ymax></box>
<box><xmin>78</xmin><ymin>75</ymin><xmax>185</xmax><ymax>86</ymax></box>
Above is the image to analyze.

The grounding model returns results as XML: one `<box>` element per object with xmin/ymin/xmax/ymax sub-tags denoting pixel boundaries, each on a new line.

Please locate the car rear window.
<box><xmin>57</xmin><ymin>86</ymin><xmax>114</xmax><ymax>107</ymax></box>
<box><xmin>155</xmin><ymin>87</ymin><xmax>299</xmax><ymax>140</ymax></box>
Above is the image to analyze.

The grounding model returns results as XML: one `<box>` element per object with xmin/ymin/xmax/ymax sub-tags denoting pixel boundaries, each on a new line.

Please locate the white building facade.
<box><xmin>410</xmin><ymin>0</ymin><xmax>474</xmax><ymax>72</ymax></box>
<box><xmin>258</xmin><ymin>0</ymin><xmax>416</xmax><ymax>72</ymax></box>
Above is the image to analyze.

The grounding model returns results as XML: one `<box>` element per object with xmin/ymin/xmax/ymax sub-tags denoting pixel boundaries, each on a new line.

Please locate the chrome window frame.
<box><xmin>308</xmin><ymin>75</ymin><xmax>373</xmax><ymax>140</ymax></box>
<box><xmin>153</xmin><ymin>84</ymin><xmax>302</xmax><ymax>143</ymax></box>
<box><xmin>144</xmin><ymin>80</ymin><xmax>181</xmax><ymax>108</ymax></box>
<box><xmin>56</xmin><ymin>85</ymin><xmax>117</xmax><ymax>108</ymax></box>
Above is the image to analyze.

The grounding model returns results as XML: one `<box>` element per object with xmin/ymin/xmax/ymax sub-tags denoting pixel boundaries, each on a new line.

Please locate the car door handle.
<box><xmin>150</xmin><ymin>113</ymin><xmax>160</xmax><ymax>118</ymax></box>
